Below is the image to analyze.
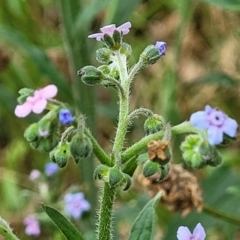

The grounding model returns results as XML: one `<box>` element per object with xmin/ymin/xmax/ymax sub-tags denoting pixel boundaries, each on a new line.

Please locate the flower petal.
<box><xmin>207</xmin><ymin>126</ymin><xmax>223</xmax><ymax>145</ymax></box>
<box><xmin>88</xmin><ymin>33</ymin><xmax>104</xmax><ymax>41</ymax></box>
<box><xmin>177</xmin><ymin>226</ymin><xmax>192</xmax><ymax>240</ymax></box>
<box><xmin>41</xmin><ymin>84</ymin><xmax>58</xmax><ymax>99</ymax></box>
<box><xmin>117</xmin><ymin>21</ymin><xmax>131</xmax><ymax>34</ymax></box>
<box><xmin>100</xmin><ymin>24</ymin><xmax>116</xmax><ymax>34</ymax></box>
<box><xmin>32</xmin><ymin>99</ymin><xmax>47</xmax><ymax>114</ymax></box>
<box><xmin>14</xmin><ymin>102</ymin><xmax>32</xmax><ymax>117</ymax></box>
<box><xmin>222</xmin><ymin>117</ymin><xmax>238</xmax><ymax>137</ymax></box>
<box><xmin>193</xmin><ymin>223</ymin><xmax>206</xmax><ymax>240</ymax></box>
<box><xmin>190</xmin><ymin>111</ymin><xmax>209</xmax><ymax>129</ymax></box>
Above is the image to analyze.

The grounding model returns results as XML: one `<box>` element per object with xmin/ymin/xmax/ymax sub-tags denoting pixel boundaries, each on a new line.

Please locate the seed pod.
<box><xmin>70</xmin><ymin>133</ymin><xmax>93</xmax><ymax>163</ymax></box>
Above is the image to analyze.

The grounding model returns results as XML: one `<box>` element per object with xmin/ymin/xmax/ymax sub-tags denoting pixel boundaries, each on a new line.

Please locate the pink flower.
<box><xmin>15</xmin><ymin>85</ymin><xmax>58</xmax><ymax>118</ymax></box>
<box><xmin>23</xmin><ymin>215</ymin><xmax>41</xmax><ymax>237</ymax></box>
<box><xmin>88</xmin><ymin>22</ymin><xmax>131</xmax><ymax>41</ymax></box>
<box><xmin>177</xmin><ymin>223</ymin><xmax>206</xmax><ymax>240</ymax></box>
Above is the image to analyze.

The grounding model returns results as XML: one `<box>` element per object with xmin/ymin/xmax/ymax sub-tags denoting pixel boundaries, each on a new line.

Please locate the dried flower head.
<box><xmin>148</xmin><ymin>140</ymin><xmax>169</xmax><ymax>162</ymax></box>
<box><xmin>139</xmin><ymin>164</ymin><xmax>203</xmax><ymax>216</ymax></box>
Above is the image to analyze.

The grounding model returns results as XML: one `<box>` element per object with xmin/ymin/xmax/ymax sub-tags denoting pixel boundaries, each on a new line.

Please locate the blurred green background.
<box><xmin>0</xmin><ymin>0</ymin><xmax>240</xmax><ymax>239</ymax></box>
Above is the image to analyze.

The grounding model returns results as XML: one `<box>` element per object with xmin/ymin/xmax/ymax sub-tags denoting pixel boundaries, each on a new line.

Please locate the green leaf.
<box><xmin>200</xmin><ymin>0</ymin><xmax>240</xmax><ymax>11</ymax></box>
<box><xmin>42</xmin><ymin>205</ymin><xmax>85</xmax><ymax>240</ymax></box>
<box><xmin>128</xmin><ymin>192</ymin><xmax>162</xmax><ymax>240</ymax></box>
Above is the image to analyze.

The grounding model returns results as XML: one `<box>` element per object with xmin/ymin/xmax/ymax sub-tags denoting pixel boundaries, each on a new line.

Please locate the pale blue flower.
<box><xmin>64</xmin><ymin>192</ymin><xmax>90</xmax><ymax>219</ymax></box>
<box><xmin>190</xmin><ymin>105</ymin><xmax>238</xmax><ymax>145</ymax></box>
<box><xmin>155</xmin><ymin>41</ymin><xmax>166</xmax><ymax>55</ymax></box>
<box><xmin>45</xmin><ymin>162</ymin><xmax>59</xmax><ymax>176</ymax></box>
<box><xmin>177</xmin><ymin>223</ymin><xmax>206</xmax><ymax>240</ymax></box>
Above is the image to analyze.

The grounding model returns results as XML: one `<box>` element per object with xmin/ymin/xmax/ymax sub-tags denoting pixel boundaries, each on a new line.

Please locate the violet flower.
<box><xmin>190</xmin><ymin>105</ymin><xmax>238</xmax><ymax>145</ymax></box>
<box><xmin>44</xmin><ymin>162</ymin><xmax>59</xmax><ymax>176</ymax></box>
<box><xmin>58</xmin><ymin>109</ymin><xmax>74</xmax><ymax>125</ymax></box>
<box><xmin>88</xmin><ymin>22</ymin><xmax>131</xmax><ymax>41</ymax></box>
<box><xmin>64</xmin><ymin>192</ymin><xmax>90</xmax><ymax>219</ymax></box>
<box><xmin>15</xmin><ymin>84</ymin><xmax>58</xmax><ymax>118</ymax></box>
<box><xmin>23</xmin><ymin>215</ymin><xmax>41</xmax><ymax>237</ymax></box>
<box><xmin>177</xmin><ymin>223</ymin><xmax>206</xmax><ymax>240</ymax></box>
<box><xmin>155</xmin><ymin>41</ymin><xmax>166</xmax><ymax>55</ymax></box>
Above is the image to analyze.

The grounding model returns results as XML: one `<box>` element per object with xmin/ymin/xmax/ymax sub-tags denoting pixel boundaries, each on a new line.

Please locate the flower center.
<box><xmin>209</xmin><ymin>110</ymin><xmax>225</xmax><ymax>127</ymax></box>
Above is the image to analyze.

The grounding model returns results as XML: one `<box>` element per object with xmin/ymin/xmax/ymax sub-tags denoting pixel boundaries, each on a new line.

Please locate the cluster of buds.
<box><xmin>94</xmin><ymin>164</ymin><xmax>131</xmax><ymax>191</ymax></box>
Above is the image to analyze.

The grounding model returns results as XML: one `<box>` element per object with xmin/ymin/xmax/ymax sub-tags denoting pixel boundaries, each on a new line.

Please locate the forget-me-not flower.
<box><xmin>177</xmin><ymin>223</ymin><xmax>206</xmax><ymax>240</ymax></box>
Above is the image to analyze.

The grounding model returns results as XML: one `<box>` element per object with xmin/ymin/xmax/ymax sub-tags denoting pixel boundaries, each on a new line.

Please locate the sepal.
<box><xmin>78</xmin><ymin>66</ymin><xmax>104</xmax><ymax>85</ymax></box>
<box><xmin>143</xmin><ymin>160</ymin><xmax>160</xmax><ymax>178</ymax></box>
<box><xmin>96</xmin><ymin>48</ymin><xmax>112</xmax><ymax>64</ymax></box>
<box><xmin>93</xmin><ymin>164</ymin><xmax>109</xmax><ymax>180</ymax></box>
<box><xmin>144</xmin><ymin>115</ymin><xmax>165</xmax><ymax>135</ymax></box>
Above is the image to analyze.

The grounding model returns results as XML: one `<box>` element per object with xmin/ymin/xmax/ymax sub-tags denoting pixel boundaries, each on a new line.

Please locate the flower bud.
<box><xmin>158</xmin><ymin>163</ymin><xmax>170</xmax><ymax>181</ymax></box>
<box><xmin>49</xmin><ymin>141</ymin><xmax>71</xmax><ymax>168</ymax></box>
<box><xmin>144</xmin><ymin>115</ymin><xmax>164</xmax><ymax>135</ymax></box>
<box><xmin>93</xmin><ymin>164</ymin><xmax>109</xmax><ymax>180</ymax></box>
<box><xmin>96</xmin><ymin>48</ymin><xmax>112</xmax><ymax>64</ymax></box>
<box><xmin>70</xmin><ymin>133</ymin><xmax>93</xmax><ymax>163</ymax></box>
<box><xmin>77</xmin><ymin>66</ymin><xmax>104</xmax><ymax>86</ymax></box>
<box><xmin>120</xmin><ymin>42</ymin><xmax>132</xmax><ymax>57</ymax></box>
<box><xmin>143</xmin><ymin>160</ymin><xmax>160</xmax><ymax>178</ymax></box>
<box><xmin>108</xmin><ymin>167</ymin><xmax>124</xmax><ymax>188</ymax></box>
<box><xmin>140</xmin><ymin>44</ymin><xmax>163</xmax><ymax>66</ymax></box>
<box><xmin>122</xmin><ymin>173</ymin><xmax>132</xmax><ymax>191</ymax></box>
<box><xmin>24</xmin><ymin>123</ymin><xmax>39</xmax><ymax>142</ymax></box>
<box><xmin>181</xmin><ymin>135</ymin><xmax>207</xmax><ymax>169</ymax></box>
<box><xmin>199</xmin><ymin>141</ymin><xmax>222</xmax><ymax>167</ymax></box>
<box><xmin>36</xmin><ymin>134</ymin><xmax>59</xmax><ymax>152</ymax></box>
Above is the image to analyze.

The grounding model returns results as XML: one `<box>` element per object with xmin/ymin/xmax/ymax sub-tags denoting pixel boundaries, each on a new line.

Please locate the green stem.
<box><xmin>97</xmin><ymin>183</ymin><xmax>116</xmax><ymax>240</ymax></box>
<box><xmin>128</xmin><ymin>108</ymin><xmax>154</xmax><ymax>122</ymax></box>
<box><xmin>128</xmin><ymin>60</ymin><xmax>143</xmax><ymax>83</ymax></box>
<box><xmin>0</xmin><ymin>217</ymin><xmax>20</xmax><ymax>240</ymax></box>
<box><xmin>121</xmin><ymin>130</ymin><xmax>164</xmax><ymax>164</ymax></box>
<box><xmin>171</xmin><ymin>121</ymin><xmax>202</xmax><ymax>135</ymax></box>
<box><xmin>203</xmin><ymin>205</ymin><xmax>240</xmax><ymax>226</ymax></box>
<box><xmin>84</xmin><ymin>128</ymin><xmax>112</xmax><ymax>166</ymax></box>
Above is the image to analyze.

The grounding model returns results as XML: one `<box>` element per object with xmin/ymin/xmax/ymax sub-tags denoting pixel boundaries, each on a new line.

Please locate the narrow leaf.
<box><xmin>128</xmin><ymin>192</ymin><xmax>162</xmax><ymax>240</ymax></box>
<box><xmin>42</xmin><ymin>205</ymin><xmax>85</xmax><ymax>240</ymax></box>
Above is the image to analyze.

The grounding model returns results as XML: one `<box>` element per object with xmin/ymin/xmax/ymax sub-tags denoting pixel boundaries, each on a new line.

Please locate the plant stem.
<box><xmin>97</xmin><ymin>183</ymin><xmax>116</xmax><ymax>240</ymax></box>
<box><xmin>85</xmin><ymin>128</ymin><xmax>112</xmax><ymax>166</ymax></box>
<box><xmin>0</xmin><ymin>217</ymin><xmax>20</xmax><ymax>240</ymax></box>
<box><xmin>203</xmin><ymin>205</ymin><xmax>240</xmax><ymax>225</ymax></box>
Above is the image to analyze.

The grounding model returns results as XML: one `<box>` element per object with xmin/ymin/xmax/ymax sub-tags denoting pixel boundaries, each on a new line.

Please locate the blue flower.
<box><xmin>190</xmin><ymin>105</ymin><xmax>238</xmax><ymax>145</ymax></box>
<box><xmin>177</xmin><ymin>223</ymin><xmax>206</xmax><ymax>240</ymax></box>
<box><xmin>58</xmin><ymin>109</ymin><xmax>74</xmax><ymax>125</ymax></box>
<box><xmin>64</xmin><ymin>192</ymin><xmax>90</xmax><ymax>219</ymax></box>
<box><xmin>155</xmin><ymin>41</ymin><xmax>166</xmax><ymax>55</ymax></box>
<box><xmin>44</xmin><ymin>162</ymin><xmax>59</xmax><ymax>176</ymax></box>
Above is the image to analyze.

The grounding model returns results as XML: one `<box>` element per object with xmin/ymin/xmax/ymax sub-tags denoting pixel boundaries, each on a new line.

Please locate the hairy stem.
<box><xmin>97</xmin><ymin>183</ymin><xmax>116</xmax><ymax>240</ymax></box>
<box><xmin>0</xmin><ymin>217</ymin><xmax>20</xmax><ymax>240</ymax></box>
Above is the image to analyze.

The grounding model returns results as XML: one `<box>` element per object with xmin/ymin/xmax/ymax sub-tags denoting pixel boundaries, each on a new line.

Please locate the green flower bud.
<box><xmin>49</xmin><ymin>141</ymin><xmax>71</xmax><ymax>168</ymax></box>
<box><xmin>120</xmin><ymin>42</ymin><xmax>132</xmax><ymax>57</ymax></box>
<box><xmin>140</xmin><ymin>45</ymin><xmax>161</xmax><ymax>66</ymax></box>
<box><xmin>70</xmin><ymin>133</ymin><xmax>93</xmax><ymax>163</ymax></box>
<box><xmin>96</xmin><ymin>48</ymin><xmax>112</xmax><ymax>64</ymax></box>
<box><xmin>143</xmin><ymin>160</ymin><xmax>160</xmax><ymax>178</ymax></box>
<box><xmin>158</xmin><ymin>164</ymin><xmax>170</xmax><ymax>181</ymax></box>
<box><xmin>77</xmin><ymin>66</ymin><xmax>104</xmax><ymax>86</ymax></box>
<box><xmin>144</xmin><ymin>115</ymin><xmax>164</xmax><ymax>135</ymax></box>
<box><xmin>24</xmin><ymin>123</ymin><xmax>39</xmax><ymax>142</ymax></box>
<box><xmin>108</xmin><ymin>167</ymin><xmax>124</xmax><ymax>188</ymax></box>
<box><xmin>199</xmin><ymin>141</ymin><xmax>222</xmax><ymax>167</ymax></box>
<box><xmin>93</xmin><ymin>164</ymin><xmax>109</xmax><ymax>180</ymax></box>
<box><xmin>121</xmin><ymin>173</ymin><xmax>132</xmax><ymax>191</ymax></box>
